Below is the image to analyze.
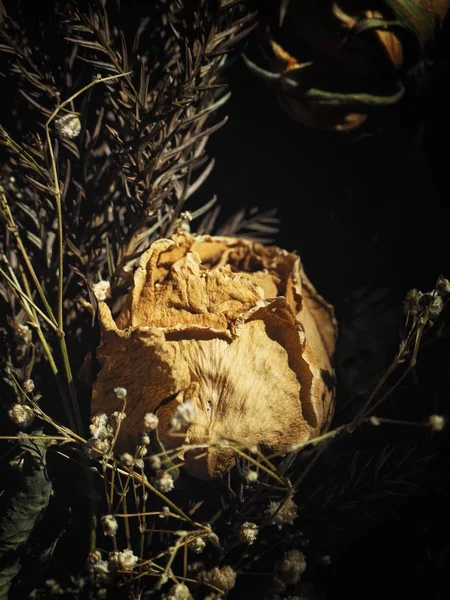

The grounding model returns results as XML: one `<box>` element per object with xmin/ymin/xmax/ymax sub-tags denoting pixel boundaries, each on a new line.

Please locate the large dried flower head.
<box><xmin>55</xmin><ymin>113</ymin><xmax>81</xmax><ymax>138</ymax></box>
<box><xmin>267</xmin><ymin>496</ymin><xmax>298</xmax><ymax>527</ymax></box>
<box><xmin>277</xmin><ymin>549</ymin><xmax>307</xmax><ymax>585</ymax></box>
<box><xmin>101</xmin><ymin>515</ymin><xmax>118</xmax><ymax>537</ymax></box>
<box><xmin>153</xmin><ymin>470</ymin><xmax>174</xmax><ymax>493</ymax></box>
<box><xmin>162</xmin><ymin>583</ymin><xmax>192</xmax><ymax>600</ymax></box>
<box><xmin>109</xmin><ymin>549</ymin><xmax>138</xmax><ymax>572</ymax></box>
<box><xmin>239</xmin><ymin>521</ymin><xmax>259</xmax><ymax>545</ymax></box>
<box><xmin>8</xmin><ymin>404</ymin><xmax>35</xmax><ymax>428</ymax></box>
<box><xmin>202</xmin><ymin>565</ymin><xmax>236</xmax><ymax>593</ymax></box>
<box><xmin>92</xmin><ymin>234</ymin><xmax>337</xmax><ymax>480</ymax></box>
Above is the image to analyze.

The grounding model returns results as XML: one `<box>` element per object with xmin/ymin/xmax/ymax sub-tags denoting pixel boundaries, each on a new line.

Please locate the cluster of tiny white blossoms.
<box><xmin>152</xmin><ymin>470</ymin><xmax>174</xmax><ymax>493</ymax></box>
<box><xmin>161</xmin><ymin>583</ymin><xmax>192</xmax><ymax>600</ymax></box>
<box><xmin>101</xmin><ymin>515</ymin><xmax>119</xmax><ymax>537</ymax></box>
<box><xmin>8</xmin><ymin>403</ymin><xmax>35</xmax><ymax>428</ymax></box>
<box><xmin>91</xmin><ymin>279</ymin><xmax>112</xmax><ymax>302</ymax></box>
<box><xmin>55</xmin><ymin>113</ymin><xmax>81</xmax><ymax>139</ymax></box>
<box><xmin>86</xmin><ymin>412</ymin><xmax>114</xmax><ymax>456</ymax></box>
<box><xmin>201</xmin><ymin>565</ymin><xmax>237</xmax><ymax>593</ymax></box>
<box><xmin>8</xmin><ymin>378</ymin><xmax>38</xmax><ymax>428</ymax></box>
<box><xmin>276</xmin><ymin>549</ymin><xmax>307</xmax><ymax>585</ymax></box>
<box><xmin>108</xmin><ymin>549</ymin><xmax>139</xmax><ymax>572</ymax></box>
<box><xmin>143</xmin><ymin>412</ymin><xmax>159</xmax><ymax>430</ymax></box>
<box><xmin>239</xmin><ymin>522</ymin><xmax>259</xmax><ymax>545</ymax></box>
<box><xmin>86</xmin><ymin>388</ymin><xmax>127</xmax><ymax>458</ymax></box>
<box><xmin>266</xmin><ymin>496</ymin><xmax>298</xmax><ymax>527</ymax></box>
<box><xmin>169</xmin><ymin>400</ymin><xmax>196</xmax><ymax>431</ymax></box>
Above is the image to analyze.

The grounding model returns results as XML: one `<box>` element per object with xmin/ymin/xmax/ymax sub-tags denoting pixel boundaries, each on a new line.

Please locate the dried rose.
<box><xmin>91</xmin><ymin>234</ymin><xmax>337</xmax><ymax>480</ymax></box>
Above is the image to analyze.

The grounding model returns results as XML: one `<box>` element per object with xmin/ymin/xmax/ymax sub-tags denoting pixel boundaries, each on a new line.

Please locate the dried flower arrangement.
<box><xmin>0</xmin><ymin>2</ymin><xmax>449</xmax><ymax>600</ymax></box>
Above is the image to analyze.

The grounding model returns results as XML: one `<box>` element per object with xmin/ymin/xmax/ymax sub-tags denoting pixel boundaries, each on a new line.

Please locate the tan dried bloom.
<box><xmin>267</xmin><ymin>496</ymin><xmax>298</xmax><ymax>526</ymax></box>
<box><xmin>109</xmin><ymin>549</ymin><xmax>138</xmax><ymax>572</ymax></box>
<box><xmin>15</xmin><ymin>323</ymin><xmax>32</xmax><ymax>344</ymax></box>
<box><xmin>101</xmin><ymin>514</ymin><xmax>118</xmax><ymax>537</ymax></box>
<box><xmin>239</xmin><ymin>521</ymin><xmax>259</xmax><ymax>545</ymax></box>
<box><xmin>8</xmin><ymin>404</ymin><xmax>35</xmax><ymax>428</ymax></box>
<box><xmin>162</xmin><ymin>583</ymin><xmax>192</xmax><ymax>600</ymax></box>
<box><xmin>92</xmin><ymin>234</ymin><xmax>337</xmax><ymax>480</ymax></box>
<box><xmin>24</xmin><ymin>379</ymin><xmax>35</xmax><ymax>394</ymax></box>
<box><xmin>202</xmin><ymin>565</ymin><xmax>236</xmax><ymax>592</ymax></box>
<box><xmin>277</xmin><ymin>549</ymin><xmax>307</xmax><ymax>584</ymax></box>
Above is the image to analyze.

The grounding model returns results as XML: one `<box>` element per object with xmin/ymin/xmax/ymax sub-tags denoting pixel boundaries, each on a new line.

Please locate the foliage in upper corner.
<box><xmin>0</xmin><ymin>0</ymin><xmax>256</xmax><ymax>323</ymax></box>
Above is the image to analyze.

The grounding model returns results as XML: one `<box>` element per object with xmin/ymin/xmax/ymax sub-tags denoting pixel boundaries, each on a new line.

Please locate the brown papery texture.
<box><xmin>91</xmin><ymin>234</ymin><xmax>337</xmax><ymax>480</ymax></box>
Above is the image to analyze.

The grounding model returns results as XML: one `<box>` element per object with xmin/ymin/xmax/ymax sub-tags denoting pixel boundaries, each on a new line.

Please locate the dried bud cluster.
<box><xmin>55</xmin><ymin>113</ymin><xmax>81</xmax><ymax>139</ymax></box>
<box><xmin>267</xmin><ymin>496</ymin><xmax>298</xmax><ymax>527</ymax></box>
<box><xmin>92</xmin><ymin>234</ymin><xmax>337</xmax><ymax>479</ymax></box>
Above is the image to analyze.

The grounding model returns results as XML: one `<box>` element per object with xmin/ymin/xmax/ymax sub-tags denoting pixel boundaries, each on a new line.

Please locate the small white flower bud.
<box><xmin>8</xmin><ymin>404</ymin><xmax>35</xmax><ymax>428</ymax></box>
<box><xmin>109</xmin><ymin>549</ymin><xmax>138</xmax><ymax>572</ymax></box>
<box><xmin>267</xmin><ymin>496</ymin><xmax>297</xmax><ymax>527</ymax></box>
<box><xmin>427</xmin><ymin>414</ymin><xmax>445</xmax><ymax>432</ymax></box>
<box><xmin>55</xmin><ymin>113</ymin><xmax>81</xmax><ymax>139</ymax></box>
<box><xmin>144</xmin><ymin>412</ymin><xmax>159</xmax><ymax>430</ymax></box>
<box><xmin>101</xmin><ymin>514</ymin><xmax>118</xmax><ymax>537</ymax></box>
<box><xmin>140</xmin><ymin>433</ymin><xmax>150</xmax><ymax>446</ymax></box>
<box><xmin>114</xmin><ymin>387</ymin><xmax>127</xmax><ymax>400</ymax></box>
<box><xmin>15</xmin><ymin>323</ymin><xmax>32</xmax><ymax>344</ymax></box>
<box><xmin>239</xmin><ymin>522</ymin><xmax>259</xmax><ymax>545</ymax></box>
<box><xmin>189</xmin><ymin>537</ymin><xmax>206</xmax><ymax>554</ymax></box>
<box><xmin>120</xmin><ymin>453</ymin><xmax>134</xmax><ymax>467</ymax></box>
<box><xmin>202</xmin><ymin>566</ymin><xmax>236</xmax><ymax>593</ymax></box>
<box><xmin>277</xmin><ymin>549</ymin><xmax>306</xmax><ymax>584</ymax></box>
<box><xmin>153</xmin><ymin>471</ymin><xmax>174</xmax><ymax>493</ymax></box>
<box><xmin>92</xmin><ymin>280</ymin><xmax>111</xmax><ymax>302</ymax></box>
<box><xmin>244</xmin><ymin>468</ymin><xmax>258</xmax><ymax>483</ymax></box>
<box><xmin>23</xmin><ymin>379</ymin><xmax>35</xmax><ymax>394</ymax></box>
<box><xmin>149</xmin><ymin>455</ymin><xmax>162</xmax><ymax>470</ymax></box>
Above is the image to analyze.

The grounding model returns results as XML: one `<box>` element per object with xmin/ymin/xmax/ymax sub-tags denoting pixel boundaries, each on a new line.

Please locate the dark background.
<box><xmin>194</xmin><ymin>33</ymin><xmax>450</xmax><ymax>600</ymax></box>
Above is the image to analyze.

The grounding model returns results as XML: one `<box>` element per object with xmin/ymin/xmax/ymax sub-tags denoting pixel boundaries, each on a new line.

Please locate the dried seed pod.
<box><xmin>91</xmin><ymin>234</ymin><xmax>337</xmax><ymax>480</ymax></box>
